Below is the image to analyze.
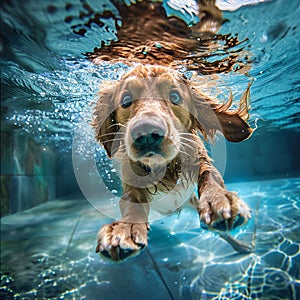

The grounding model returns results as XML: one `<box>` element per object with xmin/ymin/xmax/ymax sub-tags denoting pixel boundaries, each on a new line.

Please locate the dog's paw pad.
<box><xmin>99</xmin><ymin>246</ymin><xmax>141</xmax><ymax>261</ymax></box>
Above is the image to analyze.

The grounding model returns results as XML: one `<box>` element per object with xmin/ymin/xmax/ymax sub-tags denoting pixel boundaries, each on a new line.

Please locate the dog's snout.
<box><xmin>131</xmin><ymin>120</ymin><xmax>166</xmax><ymax>148</ymax></box>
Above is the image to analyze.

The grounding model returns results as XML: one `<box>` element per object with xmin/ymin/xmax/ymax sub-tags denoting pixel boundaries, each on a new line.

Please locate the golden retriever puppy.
<box><xmin>92</xmin><ymin>64</ymin><xmax>252</xmax><ymax>261</ymax></box>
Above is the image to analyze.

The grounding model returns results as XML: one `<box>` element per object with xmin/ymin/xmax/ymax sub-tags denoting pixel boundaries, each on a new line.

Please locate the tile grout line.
<box><xmin>251</xmin><ymin>197</ymin><xmax>261</xmax><ymax>252</ymax></box>
<box><xmin>65</xmin><ymin>214</ymin><xmax>82</xmax><ymax>255</ymax></box>
<box><xmin>247</xmin><ymin>196</ymin><xmax>261</xmax><ymax>297</ymax></box>
<box><xmin>145</xmin><ymin>247</ymin><xmax>175</xmax><ymax>300</ymax></box>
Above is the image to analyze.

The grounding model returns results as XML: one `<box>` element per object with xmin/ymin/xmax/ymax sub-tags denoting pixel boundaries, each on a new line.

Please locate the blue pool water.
<box><xmin>1</xmin><ymin>0</ymin><xmax>300</xmax><ymax>299</ymax></box>
<box><xmin>1</xmin><ymin>178</ymin><xmax>299</xmax><ymax>299</ymax></box>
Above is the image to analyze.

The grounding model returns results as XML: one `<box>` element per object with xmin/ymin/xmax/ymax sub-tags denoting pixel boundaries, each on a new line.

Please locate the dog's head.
<box><xmin>92</xmin><ymin>65</ymin><xmax>253</xmax><ymax>167</ymax></box>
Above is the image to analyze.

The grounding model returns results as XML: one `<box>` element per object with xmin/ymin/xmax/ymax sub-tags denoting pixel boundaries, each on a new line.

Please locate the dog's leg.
<box><xmin>96</xmin><ymin>187</ymin><xmax>150</xmax><ymax>261</ymax></box>
<box><xmin>195</xmin><ymin>158</ymin><xmax>251</xmax><ymax>231</ymax></box>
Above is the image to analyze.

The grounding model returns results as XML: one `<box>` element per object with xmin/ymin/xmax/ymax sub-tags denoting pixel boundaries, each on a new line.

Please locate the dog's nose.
<box><xmin>131</xmin><ymin>120</ymin><xmax>166</xmax><ymax>148</ymax></box>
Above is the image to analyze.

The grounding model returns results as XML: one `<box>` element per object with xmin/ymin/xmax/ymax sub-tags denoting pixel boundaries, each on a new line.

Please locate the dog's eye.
<box><xmin>121</xmin><ymin>93</ymin><xmax>133</xmax><ymax>108</ymax></box>
<box><xmin>170</xmin><ymin>91</ymin><xmax>182</xmax><ymax>105</ymax></box>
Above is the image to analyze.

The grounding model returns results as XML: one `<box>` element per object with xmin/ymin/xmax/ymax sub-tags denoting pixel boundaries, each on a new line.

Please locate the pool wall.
<box><xmin>1</xmin><ymin>131</ymin><xmax>56</xmax><ymax>216</ymax></box>
<box><xmin>1</xmin><ymin>128</ymin><xmax>299</xmax><ymax>217</ymax></box>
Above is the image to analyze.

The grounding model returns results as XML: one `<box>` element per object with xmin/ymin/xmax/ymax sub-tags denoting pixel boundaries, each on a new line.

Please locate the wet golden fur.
<box><xmin>92</xmin><ymin>65</ymin><xmax>252</xmax><ymax>260</ymax></box>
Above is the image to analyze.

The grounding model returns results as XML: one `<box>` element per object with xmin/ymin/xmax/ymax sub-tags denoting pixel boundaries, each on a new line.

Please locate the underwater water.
<box><xmin>1</xmin><ymin>0</ymin><xmax>300</xmax><ymax>299</ymax></box>
<box><xmin>1</xmin><ymin>179</ymin><xmax>299</xmax><ymax>299</ymax></box>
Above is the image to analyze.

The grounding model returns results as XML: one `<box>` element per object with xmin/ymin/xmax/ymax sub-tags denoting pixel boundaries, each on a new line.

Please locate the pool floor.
<box><xmin>1</xmin><ymin>178</ymin><xmax>299</xmax><ymax>299</ymax></box>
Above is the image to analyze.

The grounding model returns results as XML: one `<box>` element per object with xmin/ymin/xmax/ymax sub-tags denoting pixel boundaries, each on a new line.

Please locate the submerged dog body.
<box><xmin>92</xmin><ymin>64</ymin><xmax>252</xmax><ymax>260</ymax></box>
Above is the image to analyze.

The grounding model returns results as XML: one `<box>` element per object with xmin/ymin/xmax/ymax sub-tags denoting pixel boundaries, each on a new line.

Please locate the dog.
<box><xmin>91</xmin><ymin>64</ymin><xmax>253</xmax><ymax>261</ymax></box>
<box><xmin>85</xmin><ymin>0</ymin><xmax>254</xmax><ymax>261</ymax></box>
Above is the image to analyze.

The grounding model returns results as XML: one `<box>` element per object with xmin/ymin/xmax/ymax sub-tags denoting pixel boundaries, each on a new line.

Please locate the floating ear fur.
<box><xmin>191</xmin><ymin>81</ymin><xmax>253</xmax><ymax>142</ymax></box>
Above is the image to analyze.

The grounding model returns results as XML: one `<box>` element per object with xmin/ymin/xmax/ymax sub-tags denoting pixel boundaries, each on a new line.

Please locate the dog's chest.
<box><xmin>149</xmin><ymin>178</ymin><xmax>195</xmax><ymax>215</ymax></box>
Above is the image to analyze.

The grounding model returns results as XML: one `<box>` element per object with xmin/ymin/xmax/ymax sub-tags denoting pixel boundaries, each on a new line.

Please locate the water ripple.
<box><xmin>1</xmin><ymin>0</ymin><xmax>300</xmax><ymax>147</ymax></box>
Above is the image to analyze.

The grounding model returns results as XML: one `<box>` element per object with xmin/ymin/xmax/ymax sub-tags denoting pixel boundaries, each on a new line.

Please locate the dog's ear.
<box><xmin>91</xmin><ymin>82</ymin><xmax>118</xmax><ymax>158</ymax></box>
<box><xmin>214</xmin><ymin>110</ymin><xmax>253</xmax><ymax>142</ymax></box>
<box><xmin>191</xmin><ymin>82</ymin><xmax>253</xmax><ymax>142</ymax></box>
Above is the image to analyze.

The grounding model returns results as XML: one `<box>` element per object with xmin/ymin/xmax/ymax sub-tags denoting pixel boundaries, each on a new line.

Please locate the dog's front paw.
<box><xmin>199</xmin><ymin>187</ymin><xmax>251</xmax><ymax>231</ymax></box>
<box><xmin>96</xmin><ymin>221</ymin><xmax>149</xmax><ymax>261</ymax></box>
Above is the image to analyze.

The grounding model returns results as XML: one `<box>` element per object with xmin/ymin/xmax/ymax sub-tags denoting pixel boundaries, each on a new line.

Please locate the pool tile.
<box><xmin>1</xmin><ymin>178</ymin><xmax>299</xmax><ymax>299</ymax></box>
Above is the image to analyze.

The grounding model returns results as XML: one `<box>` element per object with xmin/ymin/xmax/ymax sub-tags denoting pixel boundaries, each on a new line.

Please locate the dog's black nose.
<box><xmin>131</xmin><ymin>120</ymin><xmax>166</xmax><ymax>149</ymax></box>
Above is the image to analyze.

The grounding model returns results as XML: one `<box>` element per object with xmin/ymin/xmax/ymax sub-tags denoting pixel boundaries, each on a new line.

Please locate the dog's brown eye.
<box><xmin>121</xmin><ymin>94</ymin><xmax>133</xmax><ymax>108</ymax></box>
<box><xmin>170</xmin><ymin>91</ymin><xmax>182</xmax><ymax>105</ymax></box>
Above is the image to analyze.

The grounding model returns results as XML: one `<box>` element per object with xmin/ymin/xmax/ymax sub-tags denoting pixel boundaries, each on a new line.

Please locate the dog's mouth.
<box><xmin>131</xmin><ymin>142</ymin><xmax>168</xmax><ymax>166</ymax></box>
<box><xmin>133</xmin><ymin>135</ymin><xmax>164</xmax><ymax>157</ymax></box>
<box><xmin>131</xmin><ymin>141</ymin><xmax>179</xmax><ymax>171</ymax></box>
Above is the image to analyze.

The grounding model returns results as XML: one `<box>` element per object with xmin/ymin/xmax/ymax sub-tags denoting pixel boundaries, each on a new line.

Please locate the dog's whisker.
<box><xmin>115</xmin><ymin>123</ymin><xmax>126</xmax><ymax>128</ymax></box>
<box><xmin>179</xmin><ymin>134</ymin><xmax>196</xmax><ymax>143</ymax></box>
<box><xmin>107</xmin><ymin>123</ymin><xmax>126</xmax><ymax>130</ymax></box>
<box><xmin>178</xmin><ymin>151</ymin><xmax>194</xmax><ymax>163</ymax></box>
<box><xmin>179</xmin><ymin>140</ymin><xmax>198</xmax><ymax>150</ymax></box>
<box><xmin>179</xmin><ymin>135</ymin><xmax>198</xmax><ymax>145</ymax></box>
<box><xmin>179</xmin><ymin>141</ymin><xmax>196</xmax><ymax>152</ymax></box>
<box><xmin>179</xmin><ymin>132</ymin><xmax>197</xmax><ymax>137</ymax></box>
<box><xmin>99</xmin><ymin>132</ymin><xmax>126</xmax><ymax>138</ymax></box>
<box><xmin>178</xmin><ymin>149</ymin><xmax>191</xmax><ymax>158</ymax></box>
<box><xmin>102</xmin><ymin>137</ymin><xmax>125</xmax><ymax>144</ymax></box>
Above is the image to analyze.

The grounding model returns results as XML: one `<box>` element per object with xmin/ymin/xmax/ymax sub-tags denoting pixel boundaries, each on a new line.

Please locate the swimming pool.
<box><xmin>1</xmin><ymin>0</ymin><xmax>299</xmax><ymax>299</ymax></box>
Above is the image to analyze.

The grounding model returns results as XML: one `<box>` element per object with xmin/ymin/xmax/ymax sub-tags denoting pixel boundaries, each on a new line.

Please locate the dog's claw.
<box><xmin>203</xmin><ymin>213</ymin><xmax>211</xmax><ymax>224</ymax></box>
<box><xmin>221</xmin><ymin>209</ymin><xmax>231</xmax><ymax>220</ymax></box>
